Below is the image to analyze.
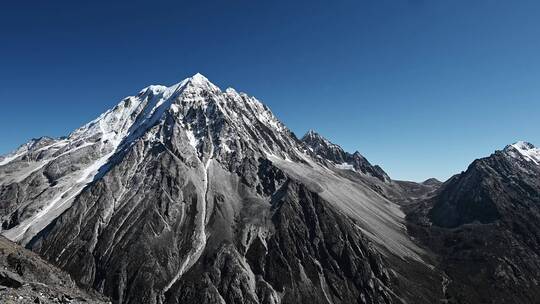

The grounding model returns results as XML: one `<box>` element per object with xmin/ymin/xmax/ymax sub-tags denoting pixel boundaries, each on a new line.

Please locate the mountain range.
<box><xmin>0</xmin><ymin>74</ymin><xmax>539</xmax><ymax>304</ymax></box>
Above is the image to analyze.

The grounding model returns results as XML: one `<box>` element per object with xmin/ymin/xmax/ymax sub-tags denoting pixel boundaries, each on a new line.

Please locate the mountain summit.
<box><xmin>504</xmin><ymin>141</ymin><xmax>540</xmax><ymax>164</ymax></box>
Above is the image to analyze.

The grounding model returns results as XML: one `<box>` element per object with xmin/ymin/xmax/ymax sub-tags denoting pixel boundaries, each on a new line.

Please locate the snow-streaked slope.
<box><xmin>505</xmin><ymin>141</ymin><xmax>540</xmax><ymax>165</ymax></box>
<box><xmin>0</xmin><ymin>79</ymin><xmax>190</xmax><ymax>244</ymax></box>
<box><xmin>0</xmin><ymin>80</ymin><xmax>191</xmax><ymax>244</ymax></box>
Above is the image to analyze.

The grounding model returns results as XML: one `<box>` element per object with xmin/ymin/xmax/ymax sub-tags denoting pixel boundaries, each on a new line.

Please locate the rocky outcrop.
<box><xmin>0</xmin><ymin>270</ymin><xmax>24</xmax><ymax>289</ymax></box>
<box><xmin>0</xmin><ymin>235</ymin><xmax>109</xmax><ymax>303</ymax></box>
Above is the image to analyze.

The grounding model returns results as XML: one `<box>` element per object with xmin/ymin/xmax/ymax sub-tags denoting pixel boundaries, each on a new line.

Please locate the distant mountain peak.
<box><xmin>190</xmin><ymin>72</ymin><xmax>208</xmax><ymax>81</ymax></box>
<box><xmin>422</xmin><ymin>178</ymin><xmax>442</xmax><ymax>186</ymax></box>
<box><xmin>301</xmin><ymin>130</ymin><xmax>342</xmax><ymax>151</ymax></box>
<box><xmin>303</xmin><ymin>129</ymin><xmax>319</xmax><ymax>138</ymax></box>
<box><xmin>513</xmin><ymin>140</ymin><xmax>536</xmax><ymax>149</ymax></box>
<box><xmin>302</xmin><ymin>129</ymin><xmax>326</xmax><ymax>142</ymax></box>
<box><xmin>301</xmin><ymin>129</ymin><xmax>390</xmax><ymax>182</ymax></box>
<box><xmin>184</xmin><ymin>72</ymin><xmax>220</xmax><ymax>91</ymax></box>
<box><xmin>301</xmin><ymin>130</ymin><xmax>345</xmax><ymax>158</ymax></box>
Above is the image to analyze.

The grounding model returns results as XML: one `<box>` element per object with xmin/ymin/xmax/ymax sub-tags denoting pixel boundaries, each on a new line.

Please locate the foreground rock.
<box><xmin>0</xmin><ymin>236</ymin><xmax>109</xmax><ymax>303</ymax></box>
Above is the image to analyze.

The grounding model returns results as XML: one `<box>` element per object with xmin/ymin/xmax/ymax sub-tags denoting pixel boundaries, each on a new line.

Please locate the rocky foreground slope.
<box><xmin>0</xmin><ymin>235</ymin><xmax>109</xmax><ymax>303</ymax></box>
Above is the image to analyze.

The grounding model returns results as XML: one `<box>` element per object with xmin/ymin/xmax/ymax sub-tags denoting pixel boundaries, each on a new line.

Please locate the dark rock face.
<box><xmin>0</xmin><ymin>269</ymin><xmax>24</xmax><ymax>288</ymax></box>
<box><xmin>166</xmin><ymin>180</ymin><xmax>401</xmax><ymax>304</ymax></box>
<box><xmin>29</xmin><ymin>145</ymin><xmax>409</xmax><ymax>304</ymax></box>
<box><xmin>407</xmin><ymin>143</ymin><xmax>540</xmax><ymax>304</ymax></box>
<box><xmin>429</xmin><ymin>147</ymin><xmax>540</xmax><ymax>229</ymax></box>
<box><xmin>26</xmin><ymin>134</ymin><xmax>412</xmax><ymax>303</ymax></box>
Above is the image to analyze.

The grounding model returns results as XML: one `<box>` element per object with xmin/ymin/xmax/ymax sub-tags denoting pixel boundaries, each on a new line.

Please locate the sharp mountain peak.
<box><xmin>503</xmin><ymin>140</ymin><xmax>540</xmax><ymax>164</ymax></box>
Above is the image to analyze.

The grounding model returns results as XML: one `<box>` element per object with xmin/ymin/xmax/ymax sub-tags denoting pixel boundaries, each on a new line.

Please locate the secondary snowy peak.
<box><xmin>301</xmin><ymin>130</ymin><xmax>390</xmax><ymax>182</ymax></box>
<box><xmin>302</xmin><ymin>129</ymin><xmax>339</xmax><ymax>148</ymax></box>
<box><xmin>301</xmin><ymin>130</ymin><xmax>346</xmax><ymax>161</ymax></box>
<box><xmin>504</xmin><ymin>141</ymin><xmax>540</xmax><ymax>165</ymax></box>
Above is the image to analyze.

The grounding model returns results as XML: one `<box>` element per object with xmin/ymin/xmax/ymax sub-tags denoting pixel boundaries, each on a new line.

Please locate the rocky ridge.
<box><xmin>407</xmin><ymin>141</ymin><xmax>540</xmax><ymax>304</ymax></box>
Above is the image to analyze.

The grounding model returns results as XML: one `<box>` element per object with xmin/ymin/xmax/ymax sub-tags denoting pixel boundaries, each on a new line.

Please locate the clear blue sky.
<box><xmin>1</xmin><ymin>0</ymin><xmax>539</xmax><ymax>181</ymax></box>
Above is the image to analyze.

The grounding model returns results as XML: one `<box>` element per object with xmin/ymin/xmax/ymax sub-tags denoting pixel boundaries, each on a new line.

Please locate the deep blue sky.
<box><xmin>1</xmin><ymin>0</ymin><xmax>539</xmax><ymax>181</ymax></box>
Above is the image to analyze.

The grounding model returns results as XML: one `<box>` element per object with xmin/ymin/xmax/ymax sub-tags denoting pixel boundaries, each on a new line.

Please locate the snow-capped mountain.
<box><xmin>0</xmin><ymin>74</ymin><xmax>435</xmax><ymax>304</ymax></box>
<box><xmin>3</xmin><ymin>73</ymin><xmax>538</xmax><ymax>304</ymax></box>
<box><xmin>0</xmin><ymin>235</ymin><xmax>110</xmax><ymax>303</ymax></box>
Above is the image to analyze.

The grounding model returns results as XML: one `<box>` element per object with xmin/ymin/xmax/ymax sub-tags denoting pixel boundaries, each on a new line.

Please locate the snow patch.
<box><xmin>0</xmin><ymin>151</ymin><xmax>26</xmax><ymax>166</ymax></box>
<box><xmin>185</xmin><ymin>129</ymin><xmax>199</xmax><ymax>150</ymax></box>
<box><xmin>335</xmin><ymin>162</ymin><xmax>355</xmax><ymax>170</ymax></box>
<box><xmin>509</xmin><ymin>141</ymin><xmax>540</xmax><ymax>164</ymax></box>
